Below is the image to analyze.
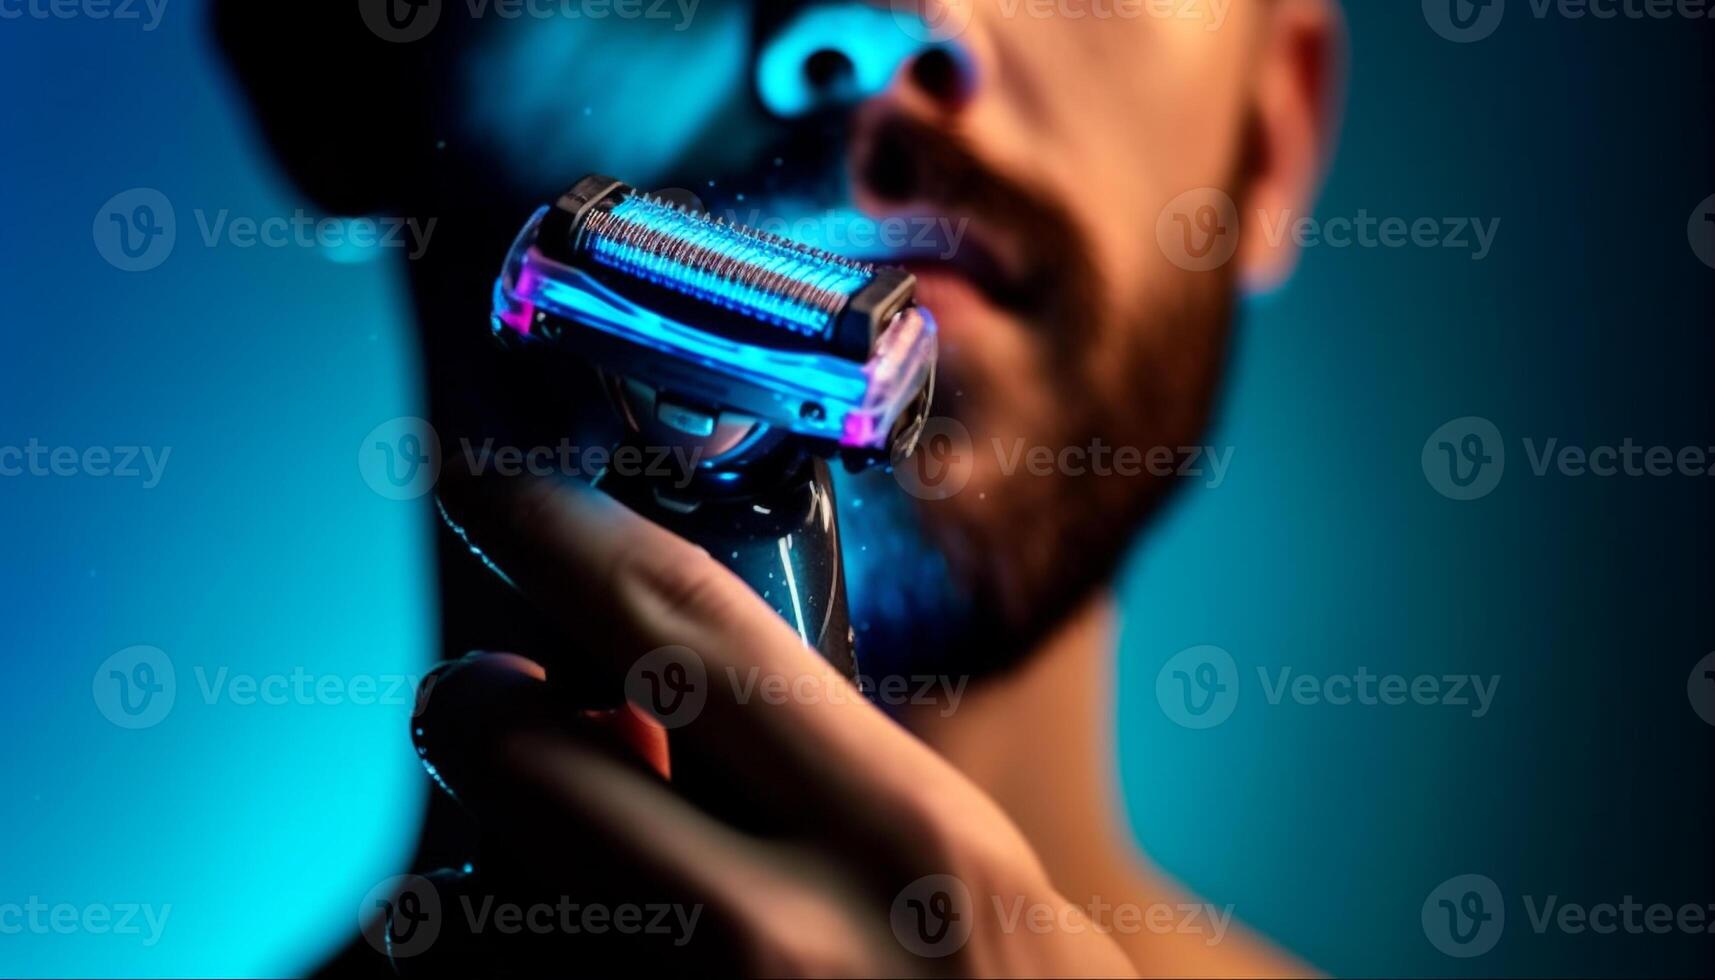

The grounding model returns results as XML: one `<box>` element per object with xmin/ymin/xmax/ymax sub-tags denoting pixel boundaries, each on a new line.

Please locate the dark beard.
<box><xmin>836</xmin><ymin>118</ymin><xmax>1242</xmax><ymax>690</ymax></box>
<box><xmin>834</xmin><ymin>270</ymin><xmax>1238</xmax><ymax>690</ymax></box>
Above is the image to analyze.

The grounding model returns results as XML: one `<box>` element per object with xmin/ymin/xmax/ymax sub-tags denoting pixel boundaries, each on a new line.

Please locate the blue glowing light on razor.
<box><xmin>580</xmin><ymin>194</ymin><xmax>874</xmax><ymax>340</ymax></box>
<box><xmin>493</xmin><ymin>207</ymin><xmax>936</xmax><ymax>452</ymax></box>
<box><xmin>529</xmin><ymin>263</ymin><xmax>868</xmax><ymax>405</ymax></box>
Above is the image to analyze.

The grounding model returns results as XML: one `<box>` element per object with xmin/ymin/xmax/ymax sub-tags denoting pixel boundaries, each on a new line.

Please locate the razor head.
<box><xmin>543</xmin><ymin>175</ymin><xmax>916</xmax><ymax>361</ymax></box>
<box><xmin>492</xmin><ymin>175</ymin><xmax>937</xmax><ymax>469</ymax></box>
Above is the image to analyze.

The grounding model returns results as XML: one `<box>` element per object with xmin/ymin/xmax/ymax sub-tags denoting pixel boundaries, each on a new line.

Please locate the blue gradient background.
<box><xmin>1</xmin><ymin>3</ymin><xmax>1710</xmax><ymax>977</ymax></box>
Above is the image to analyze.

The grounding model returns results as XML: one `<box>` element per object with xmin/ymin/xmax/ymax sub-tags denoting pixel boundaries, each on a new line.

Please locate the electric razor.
<box><xmin>490</xmin><ymin>175</ymin><xmax>938</xmax><ymax>675</ymax></box>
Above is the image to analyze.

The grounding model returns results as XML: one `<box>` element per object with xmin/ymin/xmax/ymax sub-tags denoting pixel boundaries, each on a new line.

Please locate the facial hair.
<box><xmin>836</xmin><ymin>116</ymin><xmax>1243</xmax><ymax>689</ymax></box>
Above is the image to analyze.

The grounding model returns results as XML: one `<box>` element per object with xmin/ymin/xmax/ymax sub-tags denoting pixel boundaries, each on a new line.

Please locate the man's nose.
<box><xmin>754</xmin><ymin>3</ymin><xmax>978</xmax><ymax>119</ymax></box>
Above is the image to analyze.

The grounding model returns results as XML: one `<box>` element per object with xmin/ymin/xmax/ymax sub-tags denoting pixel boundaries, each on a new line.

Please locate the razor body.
<box><xmin>491</xmin><ymin>176</ymin><xmax>938</xmax><ymax>674</ymax></box>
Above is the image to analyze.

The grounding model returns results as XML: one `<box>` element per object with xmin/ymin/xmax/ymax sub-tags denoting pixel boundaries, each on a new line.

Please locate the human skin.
<box><xmin>413</xmin><ymin>2</ymin><xmax>1343</xmax><ymax>973</ymax></box>
<box><xmin>214</xmin><ymin>0</ymin><xmax>1344</xmax><ymax>973</ymax></box>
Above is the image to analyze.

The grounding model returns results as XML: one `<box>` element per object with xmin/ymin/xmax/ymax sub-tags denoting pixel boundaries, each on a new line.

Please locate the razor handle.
<box><xmin>596</xmin><ymin>450</ymin><xmax>857</xmax><ymax>678</ymax></box>
<box><xmin>486</xmin><ymin>175</ymin><xmax>936</xmax><ymax>686</ymax></box>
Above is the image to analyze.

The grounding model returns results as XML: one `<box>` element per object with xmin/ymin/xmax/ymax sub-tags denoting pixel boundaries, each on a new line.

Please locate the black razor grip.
<box><xmin>598</xmin><ymin>454</ymin><xmax>857</xmax><ymax>678</ymax></box>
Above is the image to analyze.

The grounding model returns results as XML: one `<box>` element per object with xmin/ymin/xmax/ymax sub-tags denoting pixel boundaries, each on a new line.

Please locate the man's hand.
<box><xmin>408</xmin><ymin>473</ymin><xmax>1137</xmax><ymax>977</ymax></box>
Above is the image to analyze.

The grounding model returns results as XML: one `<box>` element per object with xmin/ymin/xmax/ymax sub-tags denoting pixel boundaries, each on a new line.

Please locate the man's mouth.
<box><xmin>856</xmin><ymin>226</ymin><xmax>1039</xmax><ymax>318</ymax></box>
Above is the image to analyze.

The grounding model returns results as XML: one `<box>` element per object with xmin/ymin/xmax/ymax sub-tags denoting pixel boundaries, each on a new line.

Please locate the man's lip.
<box><xmin>859</xmin><ymin>236</ymin><xmax>1031</xmax><ymax>315</ymax></box>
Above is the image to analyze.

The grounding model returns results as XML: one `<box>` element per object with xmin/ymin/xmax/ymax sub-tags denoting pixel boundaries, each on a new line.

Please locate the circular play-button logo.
<box><xmin>1422</xmin><ymin>873</ymin><xmax>1504</xmax><ymax>957</ymax></box>
<box><xmin>1155</xmin><ymin>645</ymin><xmax>1239</xmax><ymax>729</ymax></box>
<box><xmin>1157</xmin><ymin>188</ymin><xmax>1241</xmax><ymax>272</ymax></box>
<box><xmin>359</xmin><ymin>874</ymin><xmax>442</xmax><ymax>959</ymax></box>
<box><xmin>1423</xmin><ymin>0</ymin><xmax>1504</xmax><ymax>43</ymax></box>
<box><xmin>891</xmin><ymin>874</ymin><xmax>973</xmax><ymax>958</ymax></box>
<box><xmin>359</xmin><ymin>0</ymin><xmax>442</xmax><ymax>43</ymax></box>
<box><xmin>93</xmin><ymin>645</ymin><xmax>176</xmax><ymax>729</ymax></box>
<box><xmin>1422</xmin><ymin>416</ymin><xmax>1505</xmax><ymax>501</ymax></box>
<box><xmin>94</xmin><ymin>188</ymin><xmax>176</xmax><ymax>272</ymax></box>
<box><xmin>1687</xmin><ymin>193</ymin><xmax>1715</xmax><ymax>271</ymax></box>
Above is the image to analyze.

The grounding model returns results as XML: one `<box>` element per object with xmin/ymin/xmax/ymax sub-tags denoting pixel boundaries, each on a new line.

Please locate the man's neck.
<box><xmin>902</xmin><ymin>593</ymin><xmax>1303</xmax><ymax>977</ymax></box>
<box><xmin>903</xmin><ymin>593</ymin><xmax>1139</xmax><ymax>897</ymax></box>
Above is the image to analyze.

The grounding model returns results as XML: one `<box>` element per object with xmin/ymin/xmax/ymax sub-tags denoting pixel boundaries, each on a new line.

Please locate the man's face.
<box><xmin>445</xmin><ymin>0</ymin><xmax>1267</xmax><ymax>673</ymax></box>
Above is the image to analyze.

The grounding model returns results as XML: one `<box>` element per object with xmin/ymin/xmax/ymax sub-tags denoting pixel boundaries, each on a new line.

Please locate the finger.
<box><xmin>438</xmin><ymin>469</ymin><xmax>811</xmax><ymax>678</ymax></box>
<box><xmin>415</xmin><ymin>653</ymin><xmax>769</xmax><ymax>906</ymax></box>
<box><xmin>435</xmin><ymin>472</ymin><xmax>940</xmax><ymax>806</ymax></box>
<box><xmin>416</xmin><ymin>651</ymin><xmax>671</xmax><ymax>797</ymax></box>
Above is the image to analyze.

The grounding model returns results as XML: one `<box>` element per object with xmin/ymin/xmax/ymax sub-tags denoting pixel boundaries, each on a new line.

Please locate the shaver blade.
<box><xmin>492</xmin><ymin>175</ymin><xmax>937</xmax><ymax>464</ymax></box>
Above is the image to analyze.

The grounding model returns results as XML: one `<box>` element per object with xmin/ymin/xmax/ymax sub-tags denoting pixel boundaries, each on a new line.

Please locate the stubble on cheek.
<box><xmin>915</xmin><ymin>255</ymin><xmax>1237</xmax><ymax>632</ymax></box>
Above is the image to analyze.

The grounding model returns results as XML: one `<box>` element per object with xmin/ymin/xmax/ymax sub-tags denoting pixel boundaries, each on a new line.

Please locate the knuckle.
<box><xmin>891</xmin><ymin>788</ymin><xmax>971</xmax><ymax>867</ymax></box>
<box><xmin>724</xmin><ymin>886</ymin><xmax>862</xmax><ymax>977</ymax></box>
<box><xmin>889</xmin><ymin>785</ymin><xmax>1033</xmax><ymax>885</ymax></box>
<box><xmin>504</xmin><ymin>475</ymin><xmax>568</xmax><ymax>541</ymax></box>
<box><xmin>611</xmin><ymin>541</ymin><xmax>740</xmax><ymax>622</ymax></box>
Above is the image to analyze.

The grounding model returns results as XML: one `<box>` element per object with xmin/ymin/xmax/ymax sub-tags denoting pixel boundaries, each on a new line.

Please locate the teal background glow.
<box><xmin>0</xmin><ymin>8</ymin><xmax>433</xmax><ymax>975</ymax></box>
<box><xmin>1</xmin><ymin>3</ymin><xmax>1710</xmax><ymax>977</ymax></box>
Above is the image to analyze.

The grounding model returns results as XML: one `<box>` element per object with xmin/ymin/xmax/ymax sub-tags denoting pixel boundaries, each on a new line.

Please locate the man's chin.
<box><xmin>832</xmin><ymin>269</ymin><xmax>1239</xmax><ymax>696</ymax></box>
<box><xmin>831</xmin><ymin>464</ymin><xmax>1009</xmax><ymax>690</ymax></box>
<box><xmin>831</xmin><ymin>266</ymin><xmax>1103</xmax><ymax>688</ymax></box>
